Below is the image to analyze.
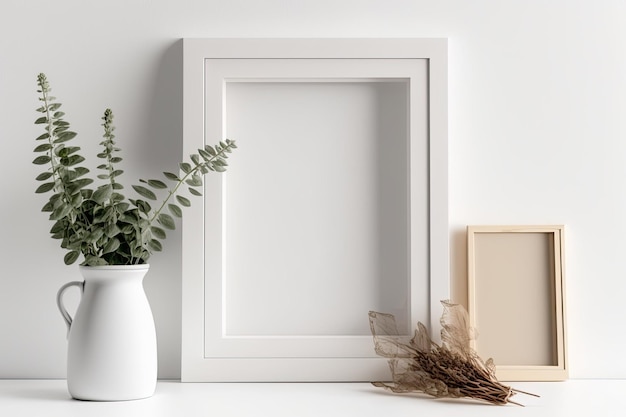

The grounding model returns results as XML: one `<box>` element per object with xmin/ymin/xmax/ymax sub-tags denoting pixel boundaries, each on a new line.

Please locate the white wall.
<box><xmin>1</xmin><ymin>0</ymin><xmax>625</xmax><ymax>380</ymax></box>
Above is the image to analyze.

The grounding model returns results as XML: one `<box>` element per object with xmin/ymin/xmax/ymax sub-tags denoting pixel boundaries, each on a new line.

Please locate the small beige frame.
<box><xmin>467</xmin><ymin>225</ymin><xmax>567</xmax><ymax>381</ymax></box>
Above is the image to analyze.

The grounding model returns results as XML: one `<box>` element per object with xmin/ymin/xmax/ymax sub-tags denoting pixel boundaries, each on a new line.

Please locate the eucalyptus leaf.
<box><xmin>34</xmin><ymin>143</ymin><xmax>52</xmax><ymax>153</ymax></box>
<box><xmin>50</xmin><ymin>220</ymin><xmax>66</xmax><ymax>234</ymax></box>
<box><xmin>66</xmin><ymin>178</ymin><xmax>94</xmax><ymax>195</ymax></box>
<box><xmin>132</xmin><ymin>185</ymin><xmax>157</xmax><ymax>200</ymax></box>
<box><xmin>53</xmin><ymin>126</ymin><xmax>69</xmax><ymax>135</ymax></box>
<box><xmin>168</xmin><ymin>204</ymin><xmax>183</xmax><ymax>218</ymax></box>
<box><xmin>36</xmin><ymin>172</ymin><xmax>54</xmax><ymax>181</ymax></box>
<box><xmin>55</xmin><ymin>131</ymin><xmax>77</xmax><ymax>143</ymax></box>
<box><xmin>35</xmin><ymin>182</ymin><xmax>55</xmax><ymax>193</ymax></box>
<box><xmin>74</xmin><ymin>167</ymin><xmax>90</xmax><ymax>177</ymax></box>
<box><xmin>135</xmin><ymin>199</ymin><xmax>152</xmax><ymax>214</ymax></box>
<box><xmin>62</xmin><ymin>155</ymin><xmax>85</xmax><ymax>167</ymax></box>
<box><xmin>51</xmin><ymin>230</ymin><xmax>65</xmax><ymax>240</ymax></box>
<box><xmin>176</xmin><ymin>195</ymin><xmax>191</xmax><ymax>207</ymax></box>
<box><xmin>84</xmin><ymin>255</ymin><xmax>107</xmax><ymax>266</ymax></box>
<box><xmin>92</xmin><ymin>184</ymin><xmax>112</xmax><ymax>204</ymax></box>
<box><xmin>147</xmin><ymin>179</ymin><xmax>167</xmax><ymax>189</ymax></box>
<box><xmin>163</xmin><ymin>171</ymin><xmax>179</xmax><ymax>181</ymax></box>
<box><xmin>105</xmin><ymin>223</ymin><xmax>121</xmax><ymax>238</ymax></box>
<box><xmin>179</xmin><ymin>162</ymin><xmax>192</xmax><ymax>174</ymax></box>
<box><xmin>185</xmin><ymin>175</ymin><xmax>203</xmax><ymax>187</ymax></box>
<box><xmin>33</xmin><ymin>155</ymin><xmax>51</xmax><ymax>165</ymax></box>
<box><xmin>115</xmin><ymin>201</ymin><xmax>130</xmax><ymax>212</ymax></box>
<box><xmin>93</xmin><ymin>206</ymin><xmax>112</xmax><ymax>223</ymax></box>
<box><xmin>148</xmin><ymin>239</ymin><xmax>162</xmax><ymax>252</ymax></box>
<box><xmin>64</xmin><ymin>251</ymin><xmax>80</xmax><ymax>265</ymax></box>
<box><xmin>198</xmin><ymin>148</ymin><xmax>211</xmax><ymax>160</ymax></box>
<box><xmin>150</xmin><ymin>226</ymin><xmax>166</xmax><ymax>239</ymax></box>
<box><xmin>205</xmin><ymin>145</ymin><xmax>216</xmax><ymax>156</ymax></box>
<box><xmin>188</xmin><ymin>187</ymin><xmax>202</xmax><ymax>197</ymax></box>
<box><xmin>85</xmin><ymin>228</ymin><xmax>104</xmax><ymax>244</ymax></box>
<box><xmin>56</xmin><ymin>146</ymin><xmax>80</xmax><ymax>157</ymax></box>
<box><xmin>103</xmin><ymin>238</ymin><xmax>120</xmax><ymax>254</ymax></box>
<box><xmin>70</xmin><ymin>192</ymin><xmax>83</xmax><ymax>207</ymax></box>
<box><xmin>157</xmin><ymin>213</ymin><xmax>176</xmax><ymax>230</ymax></box>
<box><xmin>50</xmin><ymin>203</ymin><xmax>72</xmax><ymax>221</ymax></box>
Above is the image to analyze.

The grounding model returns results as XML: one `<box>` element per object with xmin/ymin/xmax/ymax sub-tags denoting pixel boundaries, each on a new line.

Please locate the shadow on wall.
<box><xmin>138</xmin><ymin>39</ymin><xmax>184</xmax><ymax>380</ymax></box>
<box><xmin>142</xmin><ymin>39</ymin><xmax>184</xmax><ymax>167</ymax></box>
<box><xmin>450</xmin><ymin>226</ymin><xmax>468</xmax><ymax>309</ymax></box>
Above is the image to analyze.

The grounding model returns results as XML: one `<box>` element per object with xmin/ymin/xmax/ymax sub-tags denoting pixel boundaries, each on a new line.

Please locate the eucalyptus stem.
<box><xmin>36</xmin><ymin>74</ymin><xmax>91</xmax><ymax>244</ymax></box>
<box><xmin>33</xmin><ymin>73</ymin><xmax>236</xmax><ymax>266</ymax></box>
<box><xmin>147</xmin><ymin>144</ymin><xmax>233</xmax><ymax>228</ymax></box>
<box><xmin>101</xmin><ymin>109</ymin><xmax>120</xmax><ymax>194</ymax></box>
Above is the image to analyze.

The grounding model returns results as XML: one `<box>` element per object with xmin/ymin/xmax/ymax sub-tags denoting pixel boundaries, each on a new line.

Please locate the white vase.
<box><xmin>56</xmin><ymin>264</ymin><xmax>157</xmax><ymax>401</ymax></box>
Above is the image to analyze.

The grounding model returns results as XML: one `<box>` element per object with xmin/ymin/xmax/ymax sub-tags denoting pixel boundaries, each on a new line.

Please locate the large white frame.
<box><xmin>182</xmin><ymin>38</ymin><xmax>448</xmax><ymax>382</ymax></box>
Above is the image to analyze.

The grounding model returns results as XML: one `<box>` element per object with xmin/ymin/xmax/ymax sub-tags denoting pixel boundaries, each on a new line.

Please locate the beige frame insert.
<box><xmin>467</xmin><ymin>225</ymin><xmax>567</xmax><ymax>381</ymax></box>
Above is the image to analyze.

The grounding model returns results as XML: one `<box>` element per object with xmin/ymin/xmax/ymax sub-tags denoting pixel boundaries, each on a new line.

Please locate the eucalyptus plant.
<box><xmin>33</xmin><ymin>73</ymin><xmax>236</xmax><ymax>266</ymax></box>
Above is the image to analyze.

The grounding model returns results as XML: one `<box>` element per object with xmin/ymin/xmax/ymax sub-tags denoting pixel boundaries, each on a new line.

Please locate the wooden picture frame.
<box><xmin>181</xmin><ymin>38</ymin><xmax>448</xmax><ymax>382</ymax></box>
<box><xmin>467</xmin><ymin>225</ymin><xmax>567</xmax><ymax>381</ymax></box>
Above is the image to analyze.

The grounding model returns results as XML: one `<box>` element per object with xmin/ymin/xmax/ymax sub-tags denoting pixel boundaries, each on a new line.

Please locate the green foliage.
<box><xmin>33</xmin><ymin>73</ymin><xmax>237</xmax><ymax>266</ymax></box>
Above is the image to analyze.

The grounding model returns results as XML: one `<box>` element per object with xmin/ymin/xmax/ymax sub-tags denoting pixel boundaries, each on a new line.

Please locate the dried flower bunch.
<box><xmin>368</xmin><ymin>301</ymin><xmax>537</xmax><ymax>406</ymax></box>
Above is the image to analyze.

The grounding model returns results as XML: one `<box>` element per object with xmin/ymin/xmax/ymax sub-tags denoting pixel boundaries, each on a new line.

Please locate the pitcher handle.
<box><xmin>56</xmin><ymin>281</ymin><xmax>84</xmax><ymax>339</ymax></box>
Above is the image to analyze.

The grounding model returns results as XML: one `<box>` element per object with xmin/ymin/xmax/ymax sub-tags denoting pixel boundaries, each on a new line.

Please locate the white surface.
<box><xmin>3</xmin><ymin>1</ymin><xmax>626</xmax><ymax>380</ymax></box>
<box><xmin>1</xmin><ymin>379</ymin><xmax>624</xmax><ymax>417</ymax></box>
<box><xmin>181</xmin><ymin>38</ymin><xmax>446</xmax><ymax>381</ymax></box>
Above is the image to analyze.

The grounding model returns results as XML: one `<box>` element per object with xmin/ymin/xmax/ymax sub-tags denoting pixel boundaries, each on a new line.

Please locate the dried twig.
<box><xmin>368</xmin><ymin>301</ymin><xmax>538</xmax><ymax>406</ymax></box>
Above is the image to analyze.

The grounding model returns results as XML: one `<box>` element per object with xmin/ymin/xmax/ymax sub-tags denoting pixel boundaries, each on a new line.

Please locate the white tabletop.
<box><xmin>1</xmin><ymin>379</ymin><xmax>623</xmax><ymax>416</ymax></box>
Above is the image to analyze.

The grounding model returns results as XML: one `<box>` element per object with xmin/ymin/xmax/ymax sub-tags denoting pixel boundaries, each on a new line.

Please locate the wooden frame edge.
<box><xmin>467</xmin><ymin>225</ymin><xmax>568</xmax><ymax>381</ymax></box>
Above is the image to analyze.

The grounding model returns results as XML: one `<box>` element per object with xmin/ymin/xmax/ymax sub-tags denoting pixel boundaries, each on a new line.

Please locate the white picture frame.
<box><xmin>181</xmin><ymin>38</ymin><xmax>448</xmax><ymax>382</ymax></box>
<box><xmin>467</xmin><ymin>225</ymin><xmax>568</xmax><ymax>381</ymax></box>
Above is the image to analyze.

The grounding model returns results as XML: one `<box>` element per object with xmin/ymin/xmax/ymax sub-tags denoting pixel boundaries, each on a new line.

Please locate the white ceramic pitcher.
<box><xmin>56</xmin><ymin>264</ymin><xmax>157</xmax><ymax>401</ymax></box>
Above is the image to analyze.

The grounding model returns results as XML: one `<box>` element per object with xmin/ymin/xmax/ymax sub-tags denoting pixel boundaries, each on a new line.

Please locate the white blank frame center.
<box><xmin>223</xmin><ymin>79</ymin><xmax>411</xmax><ymax>338</ymax></box>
